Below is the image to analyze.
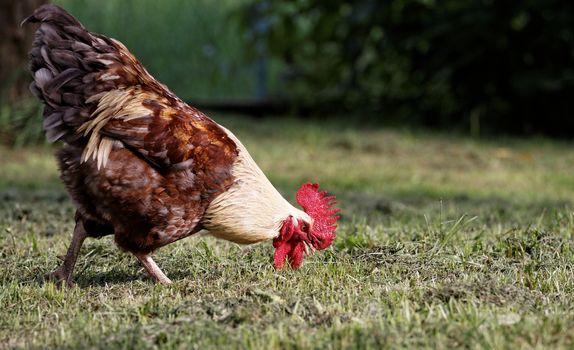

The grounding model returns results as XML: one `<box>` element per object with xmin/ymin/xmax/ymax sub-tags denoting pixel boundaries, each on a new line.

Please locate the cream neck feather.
<box><xmin>201</xmin><ymin>127</ymin><xmax>310</xmax><ymax>244</ymax></box>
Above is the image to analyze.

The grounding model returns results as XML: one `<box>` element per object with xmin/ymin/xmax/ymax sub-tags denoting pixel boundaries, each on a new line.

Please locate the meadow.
<box><xmin>1</xmin><ymin>115</ymin><xmax>574</xmax><ymax>349</ymax></box>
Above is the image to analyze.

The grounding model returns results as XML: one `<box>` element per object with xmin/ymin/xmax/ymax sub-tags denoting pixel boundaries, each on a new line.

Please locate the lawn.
<box><xmin>1</xmin><ymin>115</ymin><xmax>574</xmax><ymax>349</ymax></box>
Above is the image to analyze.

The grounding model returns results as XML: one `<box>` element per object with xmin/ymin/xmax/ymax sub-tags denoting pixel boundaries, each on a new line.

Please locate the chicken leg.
<box><xmin>44</xmin><ymin>219</ymin><xmax>88</xmax><ymax>288</ymax></box>
<box><xmin>135</xmin><ymin>253</ymin><xmax>172</xmax><ymax>285</ymax></box>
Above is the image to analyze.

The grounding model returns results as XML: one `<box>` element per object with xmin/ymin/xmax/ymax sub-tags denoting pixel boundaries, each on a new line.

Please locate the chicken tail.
<box><xmin>23</xmin><ymin>4</ymin><xmax>124</xmax><ymax>144</ymax></box>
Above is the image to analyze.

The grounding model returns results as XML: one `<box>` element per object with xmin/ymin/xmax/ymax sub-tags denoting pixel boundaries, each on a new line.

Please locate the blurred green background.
<box><xmin>1</xmin><ymin>0</ymin><xmax>574</xmax><ymax>141</ymax></box>
<box><xmin>52</xmin><ymin>0</ymin><xmax>255</xmax><ymax>101</ymax></box>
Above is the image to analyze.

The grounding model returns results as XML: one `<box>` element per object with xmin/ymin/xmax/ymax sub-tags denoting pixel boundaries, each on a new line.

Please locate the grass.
<box><xmin>2</xmin><ymin>116</ymin><xmax>574</xmax><ymax>349</ymax></box>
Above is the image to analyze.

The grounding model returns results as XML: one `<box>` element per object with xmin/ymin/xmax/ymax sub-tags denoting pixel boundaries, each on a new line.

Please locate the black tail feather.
<box><xmin>23</xmin><ymin>4</ymin><xmax>118</xmax><ymax>144</ymax></box>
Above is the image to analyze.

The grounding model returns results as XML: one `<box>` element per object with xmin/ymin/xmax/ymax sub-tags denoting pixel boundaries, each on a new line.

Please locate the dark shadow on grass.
<box><xmin>75</xmin><ymin>270</ymin><xmax>142</xmax><ymax>287</ymax></box>
<box><xmin>19</xmin><ymin>267</ymin><xmax>142</xmax><ymax>288</ymax></box>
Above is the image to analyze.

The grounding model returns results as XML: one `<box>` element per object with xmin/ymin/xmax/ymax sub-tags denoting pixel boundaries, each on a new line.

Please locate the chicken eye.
<box><xmin>301</xmin><ymin>222</ymin><xmax>309</xmax><ymax>232</ymax></box>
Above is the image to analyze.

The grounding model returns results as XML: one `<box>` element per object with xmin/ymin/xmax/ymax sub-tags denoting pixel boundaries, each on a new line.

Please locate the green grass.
<box><xmin>2</xmin><ymin>116</ymin><xmax>574</xmax><ymax>349</ymax></box>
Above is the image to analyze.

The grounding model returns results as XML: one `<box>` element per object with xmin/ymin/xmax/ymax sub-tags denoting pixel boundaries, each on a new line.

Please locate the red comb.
<box><xmin>296</xmin><ymin>183</ymin><xmax>340</xmax><ymax>250</ymax></box>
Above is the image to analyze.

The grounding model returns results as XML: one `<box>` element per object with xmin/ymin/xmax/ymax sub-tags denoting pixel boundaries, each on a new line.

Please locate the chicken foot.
<box><xmin>44</xmin><ymin>219</ymin><xmax>88</xmax><ymax>288</ymax></box>
<box><xmin>135</xmin><ymin>253</ymin><xmax>172</xmax><ymax>285</ymax></box>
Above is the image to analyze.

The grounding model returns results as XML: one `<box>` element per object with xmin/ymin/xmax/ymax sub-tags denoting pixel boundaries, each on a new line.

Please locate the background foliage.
<box><xmin>240</xmin><ymin>0</ymin><xmax>574</xmax><ymax>136</ymax></box>
<box><xmin>56</xmin><ymin>0</ymin><xmax>252</xmax><ymax>100</ymax></box>
<box><xmin>2</xmin><ymin>0</ymin><xmax>574</xmax><ymax>145</ymax></box>
<box><xmin>1</xmin><ymin>0</ymin><xmax>253</xmax><ymax>145</ymax></box>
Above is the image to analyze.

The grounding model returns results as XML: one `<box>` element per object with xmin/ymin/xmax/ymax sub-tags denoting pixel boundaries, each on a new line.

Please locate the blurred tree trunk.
<box><xmin>0</xmin><ymin>0</ymin><xmax>48</xmax><ymax>105</ymax></box>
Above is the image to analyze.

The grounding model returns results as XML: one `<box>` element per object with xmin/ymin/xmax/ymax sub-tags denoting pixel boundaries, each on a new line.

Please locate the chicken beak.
<box><xmin>304</xmin><ymin>241</ymin><xmax>316</xmax><ymax>256</ymax></box>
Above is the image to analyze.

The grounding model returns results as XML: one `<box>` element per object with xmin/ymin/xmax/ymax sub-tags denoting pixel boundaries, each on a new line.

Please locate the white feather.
<box><xmin>34</xmin><ymin>68</ymin><xmax>53</xmax><ymax>89</ymax></box>
<box><xmin>202</xmin><ymin>127</ymin><xmax>309</xmax><ymax>244</ymax></box>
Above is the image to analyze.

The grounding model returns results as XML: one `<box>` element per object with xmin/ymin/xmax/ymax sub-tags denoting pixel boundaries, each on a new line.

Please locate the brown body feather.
<box><xmin>25</xmin><ymin>5</ymin><xmax>238</xmax><ymax>254</ymax></box>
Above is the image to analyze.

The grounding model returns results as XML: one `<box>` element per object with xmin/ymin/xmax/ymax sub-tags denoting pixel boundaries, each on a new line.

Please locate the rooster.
<box><xmin>24</xmin><ymin>5</ymin><xmax>340</xmax><ymax>286</ymax></box>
